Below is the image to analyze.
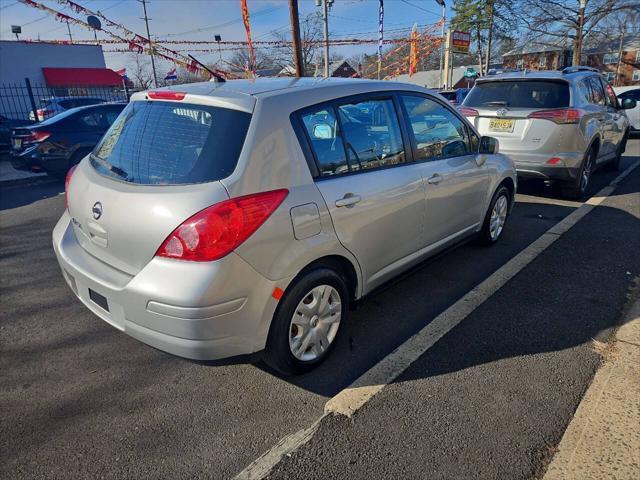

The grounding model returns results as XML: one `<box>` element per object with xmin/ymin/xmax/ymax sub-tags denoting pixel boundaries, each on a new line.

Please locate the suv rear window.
<box><xmin>464</xmin><ymin>80</ymin><xmax>570</xmax><ymax>109</ymax></box>
<box><xmin>91</xmin><ymin>100</ymin><xmax>251</xmax><ymax>185</ymax></box>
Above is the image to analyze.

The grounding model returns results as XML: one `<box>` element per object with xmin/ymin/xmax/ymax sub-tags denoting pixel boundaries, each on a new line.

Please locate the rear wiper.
<box><xmin>483</xmin><ymin>101</ymin><xmax>509</xmax><ymax>107</ymax></box>
<box><xmin>90</xmin><ymin>153</ymin><xmax>129</xmax><ymax>180</ymax></box>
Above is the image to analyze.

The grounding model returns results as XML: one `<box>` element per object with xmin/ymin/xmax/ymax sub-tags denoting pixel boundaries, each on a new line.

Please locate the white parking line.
<box><xmin>234</xmin><ymin>159</ymin><xmax>640</xmax><ymax>480</ymax></box>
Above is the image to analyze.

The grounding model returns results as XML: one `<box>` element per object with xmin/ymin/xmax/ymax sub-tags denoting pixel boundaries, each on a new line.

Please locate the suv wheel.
<box><xmin>605</xmin><ymin>132</ymin><xmax>627</xmax><ymax>171</ymax></box>
<box><xmin>478</xmin><ymin>185</ymin><xmax>511</xmax><ymax>246</ymax></box>
<box><xmin>562</xmin><ymin>147</ymin><xmax>596</xmax><ymax>200</ymax></box>
<box><xmin>264</xmin><ymin>268</ymin><xmax>348</xmax><ymax>375</ymax></box>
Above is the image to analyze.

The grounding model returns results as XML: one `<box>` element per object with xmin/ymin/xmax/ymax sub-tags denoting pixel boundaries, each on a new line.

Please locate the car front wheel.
<box><xmin>478</xmin><ymin>185</ymin><xmax>511</xmax><ymax>246</ymax></box>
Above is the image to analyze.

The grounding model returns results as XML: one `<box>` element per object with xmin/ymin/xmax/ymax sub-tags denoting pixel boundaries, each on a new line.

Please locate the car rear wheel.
<box><xmin>562</xmin><ymin>147</ymin><xmax>596</xmax><ymax>200</ymax></box>
<box><xmin>478</xmin><ymin>185</ymin><xmax>511</xmax><ymax>246</ymax></box>
<box><xmin>263</xmin><ymin>268</ymin><xmax>348</xmax><ymax>375</ymax></box>
<box><xmin>605</xmin><ymin>132</ymin><xmax>627</xmax><ymax>171</ymax></box>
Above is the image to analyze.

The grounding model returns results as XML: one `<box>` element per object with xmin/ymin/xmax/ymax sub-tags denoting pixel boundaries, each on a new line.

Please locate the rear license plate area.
<box><xmin>89</xmin><ymin>289</ymin><xmax>109</xmax><ymax>312</ymax></box>
<box><xmin>12</xmin><ymin>138</ymin><xmax>22</xmax><ymax>150</ymax></box>
<box><xmin>489</xmin><ymin>118</ymin><xmax>515</xmax><ymax>133</ymax></box>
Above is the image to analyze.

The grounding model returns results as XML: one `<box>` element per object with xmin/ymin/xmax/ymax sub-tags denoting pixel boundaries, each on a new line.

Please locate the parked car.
<box><xmin>29</xmin><ymin>96</ymin><xmax>107</xmax><ymax>121</ymax></box>
<box><xmin>0</xmin><ymin>115</ymin><xmax>32</xmax><ymax>156</ymax></box>
<box><xmin>11</xmin><ymin>102</ymin><xmax>126</xmax><ymax>178</ymax></box>
<box><xmin>460</xmin><ymin>67</ymin><xmax>636</xmax><ymax>198</ymax></box>
<box><xmin>615</xmin><ymin>86</ymin><xmax>640</xmax><ymax>136</ymax></box>
<box><xmin>438</xmin><ymin>88</ymin><xmax>470</xmax><ymax>105</ymax></box>
<box><xmin>54</xmin><ymin>79</ymin><xmax>516</xmax><ymax>374</ymax></box>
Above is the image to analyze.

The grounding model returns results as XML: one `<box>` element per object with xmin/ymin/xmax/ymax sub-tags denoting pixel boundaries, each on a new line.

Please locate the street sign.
<box><xmin>451</xmin><ymin>31</ymin><xmax>471</xmax><ymax>53</ymax></box>
<box><xmin>464</xmin><ymin>67</ymin><xmax>478</xmax><ymax>78</ymax></box>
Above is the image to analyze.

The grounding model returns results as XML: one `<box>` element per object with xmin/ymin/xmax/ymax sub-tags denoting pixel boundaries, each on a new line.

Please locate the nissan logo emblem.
<box><xmin>92</xmin><ymin>202</ymin><xmax>103</xmax><ymax>220</ymax></box>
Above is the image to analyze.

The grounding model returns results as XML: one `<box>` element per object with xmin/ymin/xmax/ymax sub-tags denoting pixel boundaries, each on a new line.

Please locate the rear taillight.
<box><xmin>37</xmin><ymin>108</ymin><xmax>52</xmax><ymax>119</ymax></box>
<box><xmin>24</xmin><ymin>131</ymin><xmax>51</xmax><ymax>144</ymax></box>
<box><xmin>156</xmin><ymin>189</ymin><xmax>289</xmax><ymax>262</ymax></box>
<box><xmin>528</xmin><ymin>108</ymin><xmax>585</xmax><ymax>124</ymax></box>
<box><xmin>65</xmin><ymin>165</ymin><xmax>77</xmax><ymax>210</ymax></box>
<box><xmin>458</xmin><ymin>107</ymin><xmax>479</xmax><ymax>117</ymax></box>
<box><xmin>147</xmin><ymin>91</ymin><xmax>186</xmax><ymax>100</ymax></box>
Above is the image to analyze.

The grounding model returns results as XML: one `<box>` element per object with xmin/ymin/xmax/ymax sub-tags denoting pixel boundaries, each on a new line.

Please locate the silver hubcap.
<box><xmin>489</xmin><ymin>194</ymin><xmax>508</xmax><ymax>241</ymax></box>
<box><xmin>289</xmin><ymin>285</ymin><xmax>342</xmax><ymax>361</ymax></box>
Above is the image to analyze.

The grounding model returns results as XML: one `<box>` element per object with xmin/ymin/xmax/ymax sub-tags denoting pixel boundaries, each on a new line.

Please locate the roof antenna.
<box><xmin>188</xmin><ymin>54</ymin><xmax>226</xmax><ymax>83</ymax></box>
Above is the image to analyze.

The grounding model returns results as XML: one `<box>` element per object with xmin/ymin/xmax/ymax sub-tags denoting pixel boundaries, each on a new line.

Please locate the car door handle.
<box><xmin>335</xmin><ymin>193</ymin><xmax>361</xmax><ymax>208</ymax></box>
<box><xmin>427</xmin><ymin>174</ymin><xmax>443</xmax><ymax>185</ymax></box>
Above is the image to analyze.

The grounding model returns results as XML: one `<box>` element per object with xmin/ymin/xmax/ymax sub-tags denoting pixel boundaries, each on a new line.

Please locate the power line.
<box><xmin>399</xmin><ymin>0</ymin><xmax>440</xmax><ymax>17</ymax></box>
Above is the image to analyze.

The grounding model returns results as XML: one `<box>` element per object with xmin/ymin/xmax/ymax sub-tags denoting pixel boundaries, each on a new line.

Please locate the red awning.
<box><xmin>42</xmin><ymin>67</ymin><xmax>123</xmax><ymax>87</ymax></box>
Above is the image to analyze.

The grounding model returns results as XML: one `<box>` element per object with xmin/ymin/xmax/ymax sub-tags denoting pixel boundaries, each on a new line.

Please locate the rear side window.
<box><xmin>464</xmin><ymin>81</ymin><xmax>570</xmax><ymax>108</ymax></box>
<box><xmin>301</xmin><ymin>106</ymin><xmax>349</xmax><ymax>176</ymax></box>
<box><xmin>619</xmin><ymin>89</ymin><xmax>640</xmax><ymax>101</ymax></box>
<box><xmin>91</xmin><ymin>101</ymin><xmax>251</xmax><ymax>185</ymax></box>
<box><xmin>59</xmin><ymin>99</ymin><xmax>76</xmax><ymax>109</ymax></box>
<box><xmin>586</xmin><ymin>77</ymin><xmax>605</xmax><ymax>106</ymax></box>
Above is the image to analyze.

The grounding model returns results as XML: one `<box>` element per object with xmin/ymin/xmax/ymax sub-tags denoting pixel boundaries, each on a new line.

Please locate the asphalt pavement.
<box><xmin>1</xmin><ymin>142</ymin><xmax>639</xmax><ymax>479</ymax></box>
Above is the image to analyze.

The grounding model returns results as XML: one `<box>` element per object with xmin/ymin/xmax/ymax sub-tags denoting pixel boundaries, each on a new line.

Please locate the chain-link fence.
<box><xmin>0</xmin><ymin>79</ymin><xmax>131</xmax><ymax>122</ymax></box>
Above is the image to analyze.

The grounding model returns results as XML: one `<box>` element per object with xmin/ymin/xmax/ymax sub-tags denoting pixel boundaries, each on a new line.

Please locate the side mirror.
<box><xmin>313</xmin><ymin>123</ymin><xmax>333</xmax><ymax>139</ymax></box>
<box><xmin>478</xmin><ymin>135</ymin><xmax>499</xmax><ymax>155</ymax></box>
<box><xmin>621</xmin><ymin>98</ymin><xmax>637</xmax><ymax>110</ymax></box>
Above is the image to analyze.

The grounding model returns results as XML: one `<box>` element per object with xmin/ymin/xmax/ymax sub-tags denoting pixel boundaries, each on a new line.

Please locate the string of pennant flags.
<box><xmin>17</xmin><ymin>0</ymin><xmax>445</xmax><ymax>80</ymax></box>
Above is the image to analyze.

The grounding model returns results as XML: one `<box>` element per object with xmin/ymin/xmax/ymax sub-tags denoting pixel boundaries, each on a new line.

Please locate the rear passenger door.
<box><xmin>399</xmin><ymin>93</ymin><xmax>490</xmax><ymax>247</ymax></box>
<box><xmin>586</xmin><ymin>76</ymin><xmax>612</xmax><ymax>158</ymax></box>
<box><xmin>298</xmin><ymin>94</ymin><xmax>427</xmax><ymax>291</ymax></box>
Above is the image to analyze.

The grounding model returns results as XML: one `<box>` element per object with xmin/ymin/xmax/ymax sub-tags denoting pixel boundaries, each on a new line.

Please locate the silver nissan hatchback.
<box><xmin>53</xmin><ymin>78</ymin><xmax>516</xmax><ymax>374</ymax></box>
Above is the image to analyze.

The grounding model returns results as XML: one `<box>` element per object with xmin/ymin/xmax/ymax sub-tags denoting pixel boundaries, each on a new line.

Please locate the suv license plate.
<box><xmin>12</xmin><ymin>138</ymin><xmax>22</xmax><ymax>149</ymax></box>
<box><xmin>489</xmin><ymin>118</ymin><xmax>514</xmax><ymax>132</ymax></box>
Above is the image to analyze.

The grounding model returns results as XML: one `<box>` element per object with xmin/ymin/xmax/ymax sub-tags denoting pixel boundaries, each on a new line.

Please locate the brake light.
<box><xmin>147</xmin><ymin>91</ymin><xmax>186</xmax><ymax>100</ymax></box>
<box><xmin>65</xmin><ymin>165</ymin><xmax>77</xmax><ymax>210</ymax></box>
<box><xmin>37</xmin><ymin>108</ymin><xmax>52</xmax><ymax>119</ymax></box>
<box><xmin>528</xmin><ymin>108</ymin><xmax>585</xmax><ymax>124</ymax></box>
<box><xmin>156</xmin><ymin>189</ymin><xmax>289</xmax><ymax>262</ymax></box>
<box><xmin>458</xmin><ymin>107</ymin><xmax>479</xmax><ymax>117</ymax></box>
<box><xmin>547</xmin><ymin>157</ymin><xmax>563</xmax><ymax>165</ymax></box>
<box><xmin>24</xmin><ymin>131</ymin><xmax>51</xmax><ymax>144</ymax></box>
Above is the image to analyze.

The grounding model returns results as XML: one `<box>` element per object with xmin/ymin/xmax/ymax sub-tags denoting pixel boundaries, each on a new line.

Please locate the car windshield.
<box><xmin>464</xmin><ymin>80</ymin><xmax>570</xmax><ymax>109</ymax></box>
<box><xmin>90</xmin><ymin>100</ymin><xmax>251</xmax><ymax>185</ymax></box>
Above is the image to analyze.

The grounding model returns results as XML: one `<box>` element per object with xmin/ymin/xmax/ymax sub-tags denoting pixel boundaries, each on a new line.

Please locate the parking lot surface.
<box><xmin>1</xmin><ymin>141</ymin><xmax>639</xmax><ymax>479</ymax></box>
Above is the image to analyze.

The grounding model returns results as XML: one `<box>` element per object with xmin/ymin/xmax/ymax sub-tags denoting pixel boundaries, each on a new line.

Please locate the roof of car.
<box><xmin>152</xmin><ymin>77</ymin><xmax>399</xmax><ymax>98</ymax></box>
<box><xmin>477</xmin><ymin>69</ymin><xmax>599</xmax><ymax>83</ymax></box>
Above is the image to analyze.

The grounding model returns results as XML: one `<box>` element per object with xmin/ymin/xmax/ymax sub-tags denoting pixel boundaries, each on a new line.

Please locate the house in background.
<box><xmin>315</xmin><ymin>60</ymin><xmax>359</xmax><ymax>78</ymax></box>
<box><xmin>502</xmin><ymin>35</ymin><xmax>640</xmax><ymax>86</ymax></box>
<box><xmin>393</xmin><ymin>65</ymin><xmax>482</xmax><ymax>89</ymax></box>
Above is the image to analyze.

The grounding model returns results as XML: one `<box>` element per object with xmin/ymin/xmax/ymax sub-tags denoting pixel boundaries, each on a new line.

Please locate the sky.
<box><xmin>0</xmin><ymin>0</ymin><xmax>451</xmax><ymax>73</ymax></box>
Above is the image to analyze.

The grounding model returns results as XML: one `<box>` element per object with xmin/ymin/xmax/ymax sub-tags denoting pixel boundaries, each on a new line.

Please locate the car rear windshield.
<box><xmin>90</xmin><ymin>100</ymin><xmax>251</xmax><ymax>185</ymax></box>
<box><xmin>463</xmin><ymin>80</ymin><xmax>570</xmax><ymax>109</ymax></box>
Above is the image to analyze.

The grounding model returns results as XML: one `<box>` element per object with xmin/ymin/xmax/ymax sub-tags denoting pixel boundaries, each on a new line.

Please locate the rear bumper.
<box><xmin>10</xmin><ymin>147</ymin><xmax>68</xmax><ymax>173</ymax></box>
<box><xmin>501</xmin><ymin>150</ymin><xmax>583</xmax><ymax>182</ymax></box>
<box><xmin>52</xmin><ymin>211</ymin><xmax>289</xmax><ymax>361</ymax></box>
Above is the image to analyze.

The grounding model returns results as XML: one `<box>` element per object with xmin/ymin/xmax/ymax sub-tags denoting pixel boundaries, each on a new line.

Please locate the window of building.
<box><xmin>516</xmin><ymin>59</ymin><xmax>524</xmax><ymax>70</ymax></box>
<box><xmin>603</xmin><ymin>53</ymin><xmax>619</xmax><ymax>64</ymax></box>
<box><xmin>636</xmin><ymin>51</ymin><xmax>640</xmax><ymax>63</ymax></box>
<box><xmin>603</xmin><ymin>71</ymin><xmax>616</xmax><ymax>82</ymax></box>
<box><xmin>539</xmin><ymin>55</ymin><xmax>547</xmax><ymax>68</ymax></box>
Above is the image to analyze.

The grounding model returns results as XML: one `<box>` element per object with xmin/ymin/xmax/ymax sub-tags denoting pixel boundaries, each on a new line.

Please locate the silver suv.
<box><xmin>53</xmin><ymin>78</ymin><xmax>516</xmax><ymax>374</ymax></box>
<box><xmin>460</xmin><ymin>67</ymin><xmax>636</xmax><ymax>198</ymax></box>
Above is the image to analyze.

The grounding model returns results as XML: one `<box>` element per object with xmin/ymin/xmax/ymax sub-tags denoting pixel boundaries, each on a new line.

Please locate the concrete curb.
<box><xmin>543</xmin><ymin>296</ymin><xmax>640</xmax><ymax>480</ymax></box>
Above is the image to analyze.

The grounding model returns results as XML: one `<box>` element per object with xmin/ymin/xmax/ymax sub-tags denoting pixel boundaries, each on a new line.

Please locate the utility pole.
<box><xmin>615</xmin><ymin>30</ymin><xmax>625</xmax><ymax>87</ymax></box>
<box><xmin>574</xmin><ymin>0</ymin><xmax>586</xmax><ymax>66</ymax></box>
<box><xmin>484</xmin><ymin>0</ymin><xmax>494</xmax><ymax>75</ymax></box>
<box><xmin>289</xmin><ymin>0</ymin><xmax>304</xmax><ymax>77</ymax></box>
<box><xmin>316</xmin><ymin>0</ymin><xmax>333</xmax><ymax>78</ymax></box>
<box><xmin>140</xmin><ymin>0</ymin><xmax>158</xmax><ymax>88</ymax></box>
<box><xmin>443</xmin><ymin>29</ymin><xmax>451</xmax><ymax>88</ymax></box>
<box><xmin>66</xmin><ymin>20</ymin><xmax>73</xmax><ymax>42</ymax></box>
<box><xmin>436</xmin><ymin>0</ymin><xmax>445</xmax><ymax>88</ymax></box>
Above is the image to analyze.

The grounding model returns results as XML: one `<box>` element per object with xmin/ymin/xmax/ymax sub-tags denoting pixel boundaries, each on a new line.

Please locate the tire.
<box><xmin>477</xmin><ymin>185</ymin><xmax>511</xmax><ymax>246</ymax></box>
<box><xmin>605</xmin><ymin>132</ymin><xmax>627</xmax><ymax>171</ymax></box>
<box><xmin>263</xmin><ymin>268</ymin><xmax>349</xmax><ymax>375</ymax></box>
<box><xmin>561</xmin><ymin>146</ymin><xmax>596</xmax><ymax>200</ymax></box>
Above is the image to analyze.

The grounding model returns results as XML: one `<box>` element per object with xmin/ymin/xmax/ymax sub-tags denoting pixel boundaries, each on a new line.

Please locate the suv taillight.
<box><xmin>24</xmin><ymin>131</ymin><xmax>51</xmax><ymax>144</ymax></box>
<box><xmin>528</xmin><ymin>108</ymin><xmax>585</xmax><ymax>124</ymax></box>
<box><xmin>65</xmin><ymin>165</ymin><xmax>77</xmax><ymax>210</ymax></box>
<box><xmin>458</xmin><ymin>107</ymin><xmax>479</xmax><ymax>117</ymax></box>
<box><xmin>156</xmin><ymin>189</ymin><xmax>289</xmax><ymax>262</ymax></box>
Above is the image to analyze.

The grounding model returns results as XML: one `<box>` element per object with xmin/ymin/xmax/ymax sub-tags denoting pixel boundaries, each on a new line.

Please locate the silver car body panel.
<box><xmin>54</xmin><ymin>78</ymin><xmax>516</xmax><ymax>360</ymax></box>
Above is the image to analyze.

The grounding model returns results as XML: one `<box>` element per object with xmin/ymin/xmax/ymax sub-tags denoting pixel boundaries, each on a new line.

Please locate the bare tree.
<box><xmin>507</xmin><ymin>0</ymin><xmax>639</xmax><ymax>65</ymax></box>
<box><xmin>271</xmin><ymin>12</ymin><xmax>324</xmax><ymax>75</ymax></box>
<box><xmin>129</xmin><ymin>54</ymin><xmax>153</xmax><ymax>89</ymax></box>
